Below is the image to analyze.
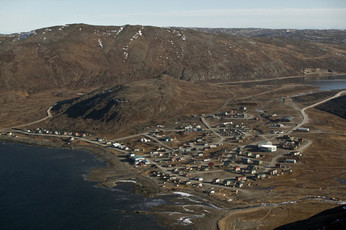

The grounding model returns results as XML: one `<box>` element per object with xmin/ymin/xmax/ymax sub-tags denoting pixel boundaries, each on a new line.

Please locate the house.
<box><xmin>257</xmin><ymin>173</ymin><xmax>266</xmax><ymax>179</ymax></box>
<box><xmin>213</xmin><ymin>178</ymin><xmax>220</xmax><ymax>184</ymax></box>
<box><xmin>236</xmin><ymin>176</ymin><xmax>247</xmax><ymax>181</ymax></box>
<box><xmin>236</xmin><ymin>182</ymin><xmax>244</xmax><ymax>187</ymax></box>
<box><xmin>270</xmin><ymin>169</ymin><xmax>278</xmax><ymax>175</ymax></box>
<box><xmin>242</xmin><ymin>158</ymin><xmax>251</xmax><ymax>164</ymax></box>
<box><xmin>224</xmin><ymin>180</ymin><xmax>232</xmax><ymax>186</ymax></box>
<box><xmin>253</xmin><ymin>160</ymin><xmax>263</xmax><ymax>165</ymax></box>
<box><xmin>234</xmin><ymin>166</ymin><xmax>241</xmax><ymax>171</ymax></box>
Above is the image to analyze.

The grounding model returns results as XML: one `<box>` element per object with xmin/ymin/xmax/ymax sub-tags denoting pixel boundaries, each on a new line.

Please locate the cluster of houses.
<box><xmin>278</xmin><ymin>135</ymin><xmax>304</xmax><ymax>150</ymax></box>
<box><xmin>22</xmin><ymin>128</ymin><xmax>89</xmax><ymax>138</ymax></box>
<box><xmin>208</xmin><ymin>108</ymin><xmax>248</xmax><ymax>120</ymax></box>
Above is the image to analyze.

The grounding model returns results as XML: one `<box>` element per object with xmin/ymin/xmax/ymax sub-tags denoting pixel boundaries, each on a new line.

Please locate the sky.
<box><xmin>1</xmin><ymin>0</ymin><xmax>346</xmax><ymax>34</ymax></box>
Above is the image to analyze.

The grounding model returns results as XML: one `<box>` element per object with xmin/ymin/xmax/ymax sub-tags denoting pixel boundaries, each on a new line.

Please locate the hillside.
<box><xmin>316</xmin><ymin>95</ymin><xmax>346</xmax><ymax>119</ymax></box>
<box><xmin>275</xmin><ymin>205</ymin><xmax>346</xmax><ymax>230</ymax></box>
<box><xmin>1</xmin><ymin>24</ymin><xmax>346</xmax><ymax>94</ymax></box>
<box><xmin>47</xmin><ymin>75</ymin><xmax>229</xmax><ymax>135</ymax></box>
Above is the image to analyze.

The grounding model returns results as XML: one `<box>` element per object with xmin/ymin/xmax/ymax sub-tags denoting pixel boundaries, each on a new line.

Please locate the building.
<box><xmin>259</xmin><ymin>145</ymin><xmax>277</xmax><ymax>152</ymax></box>
<box><xmin>236</xmin><ymin>176</ymin><xmax>247</xmax><ymax>181</ymax></box>
<box><xmin>213</xmin><ymin>178</ymin><xmax>220</xmax><ymax>184</ymax></box>
<box><xmin>286</xmin><ymin>159</ymin><xmax>297</xmax><ymax>164</ymax></box>
<box><xmin>258</xmin><ymin>141</ymin><xmax>277</xmax><ymax>152</ymax></box>
<box><xmin>281</xmin><ymin>116</ymin><xmax>294</xmax><ymax>122</ymax></box>
<box><xmin>297</xmin><ymin>128</ymin><xmax>310</xmax><ymax>132</ymax></box>
<box><xmin>130</xmin><ymin>155</ymin><xmax>150</xmax><ymax>165</ymax></box>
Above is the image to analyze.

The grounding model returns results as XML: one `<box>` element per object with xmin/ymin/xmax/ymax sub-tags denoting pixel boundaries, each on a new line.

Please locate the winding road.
<box><xmin>13</xmin><ymin>105</ymin><xmax>55</xmax><ymax>129</ymax></box>
<box><xmin>290</xmin><ymin>90</ymin><xmax>346</xmax><ymax>133</ymax></box>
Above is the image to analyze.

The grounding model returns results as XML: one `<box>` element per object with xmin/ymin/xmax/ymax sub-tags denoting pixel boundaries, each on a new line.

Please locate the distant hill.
<box><xmin>316</xmin><ymin>95</ymin><xmax>346</xmax><ymax>119</ymax></box>
<box><xmin>193</xmin><ymin>28</ymin><xmax>346</xmax><ymax>45</ymax></box>
<box><xmin>1</xmin><ymin>24</ymin><xmax>346</xmax><ymax>94</ymax></box>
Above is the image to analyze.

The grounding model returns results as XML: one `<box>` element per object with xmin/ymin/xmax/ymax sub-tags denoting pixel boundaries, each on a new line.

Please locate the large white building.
<box><xmin>258</xmin><ymin>141</ymin><xmax>277</xmax><ymax>152</ymax></box>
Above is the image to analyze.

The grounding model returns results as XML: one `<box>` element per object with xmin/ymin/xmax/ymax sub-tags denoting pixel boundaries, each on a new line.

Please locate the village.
<box><xmin>1</xmin><ymin>103</ymin><xmax>311</xmax><ymax>202</ymax></box>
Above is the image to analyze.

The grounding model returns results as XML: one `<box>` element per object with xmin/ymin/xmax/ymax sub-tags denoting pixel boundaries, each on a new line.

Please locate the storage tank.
<box><xmin>297</xmin><ymin>128</ymin><xmax>309</xmax><ymax>132</ymax></box>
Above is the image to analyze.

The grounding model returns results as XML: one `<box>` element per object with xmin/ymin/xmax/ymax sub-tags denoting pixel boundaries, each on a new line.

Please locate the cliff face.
<box><xmin>1</xmin><ymin>24</ymin><xmax>346</xmax><ymax>93</ymax></box>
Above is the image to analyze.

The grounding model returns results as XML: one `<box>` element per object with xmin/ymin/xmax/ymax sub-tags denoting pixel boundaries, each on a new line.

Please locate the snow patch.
<box><xmin>131</xmin><ymin>29</ymin><xmax>143</xmax><ymax>40</ymax></box>
<box><xmin>183</xmin><ymin>205</ymin><xmax>194</xmax><ymax>212</ymax></box>
<box><xmin>173</xmin><ymin>192</ymin><xmax>193</xmax><ymax>197</ymax></box>
<box><xmin>123</xmin><ymin>52</ymin><xmax>128</xmax><ymax>60</ymax></box>
<box><xmin>116</xmin><ymin>26</ymin><xmax>124</xmax><ymax>36</ymax></box>
<box><xmin>98</xmin><ymin>39</ymin><xmax>103</xmax><ymax>49</ymax></box>
<box><xmin>172</xmin><ymin>29</ymin><xmax>186</xmax><ymax>41</ymax></box>
<box><xmin>117</xmin><ymin>179</ymin><xmax>137</xmax><ymax>183</ymax></box>
<box><xmin>182</xmin><ymin>218</ymin><xmax>193</xmax><ymax>224</ymax></box>
<box><xmin>178</xmin><ymin>213</ymin><xmax>205</xmax><ymax>225</ymax></box>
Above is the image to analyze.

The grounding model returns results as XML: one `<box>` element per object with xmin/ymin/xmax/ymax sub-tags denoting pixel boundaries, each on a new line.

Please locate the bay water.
<box><xmin>0</xmin><ymin>141</ymin><xmax>166</xmax><ymax>230</ymax></box>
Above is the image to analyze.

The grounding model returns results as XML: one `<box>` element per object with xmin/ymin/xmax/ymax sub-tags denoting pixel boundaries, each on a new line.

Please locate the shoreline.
<box><xmin>0</xmin><ymin>135</ymin><xmax>161</xmax><ymax>195</ymax></box>
<box><xmin>0</xmin><ymin>135</ymin><xmax>224</xmax><ymax>229</ymax></box>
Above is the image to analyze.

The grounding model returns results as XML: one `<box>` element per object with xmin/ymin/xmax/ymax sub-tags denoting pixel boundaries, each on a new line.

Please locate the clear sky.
<box><xmin>1</xmin><ymin>0</ymin><xmax>346</xmax><ymax>34</ymax></box>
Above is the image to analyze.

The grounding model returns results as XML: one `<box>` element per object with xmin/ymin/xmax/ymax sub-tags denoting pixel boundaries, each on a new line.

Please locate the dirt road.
<box><xmin>291</xmin><ymin>90</ymin><xmax>346</xmax><ymax>132</ymax></box>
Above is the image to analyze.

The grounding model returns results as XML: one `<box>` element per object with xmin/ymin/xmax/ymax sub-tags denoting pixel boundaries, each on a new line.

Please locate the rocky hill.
<box><xmin>316</xmin><ymin>95</ymin><xmax>346</xmax><ymax>119</ymax></box>
<box><xmin>48</xmin><ymin>75</ymin><xmax>229</xmax><ymax>135</ymax></box>
<box><xmin>275</xmin><ymin>205</ymin><xmax>346</xmax><ymax>230</ymax></box>
<box><xmin>1</xmin><ymin>24</ymin><xmax>346</xmax><ymax>94</ymax></box>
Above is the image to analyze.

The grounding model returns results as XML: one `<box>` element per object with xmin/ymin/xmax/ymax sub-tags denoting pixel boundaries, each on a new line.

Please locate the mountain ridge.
<box><xmin>1</xmin><ymin>23</ymin><xmax>346</xmax><ymax>94</ymax></box>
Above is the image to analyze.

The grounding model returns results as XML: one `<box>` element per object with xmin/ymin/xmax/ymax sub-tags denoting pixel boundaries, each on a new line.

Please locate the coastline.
<box><xmin>0</xmin><ymin>135</ymin><xmax>223</xmax><ymax>229</ymax></box>
<box><xmin>0</xmin><ymin>135</ymin><xmax>161</xmax><ymax>196</ymax></box>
